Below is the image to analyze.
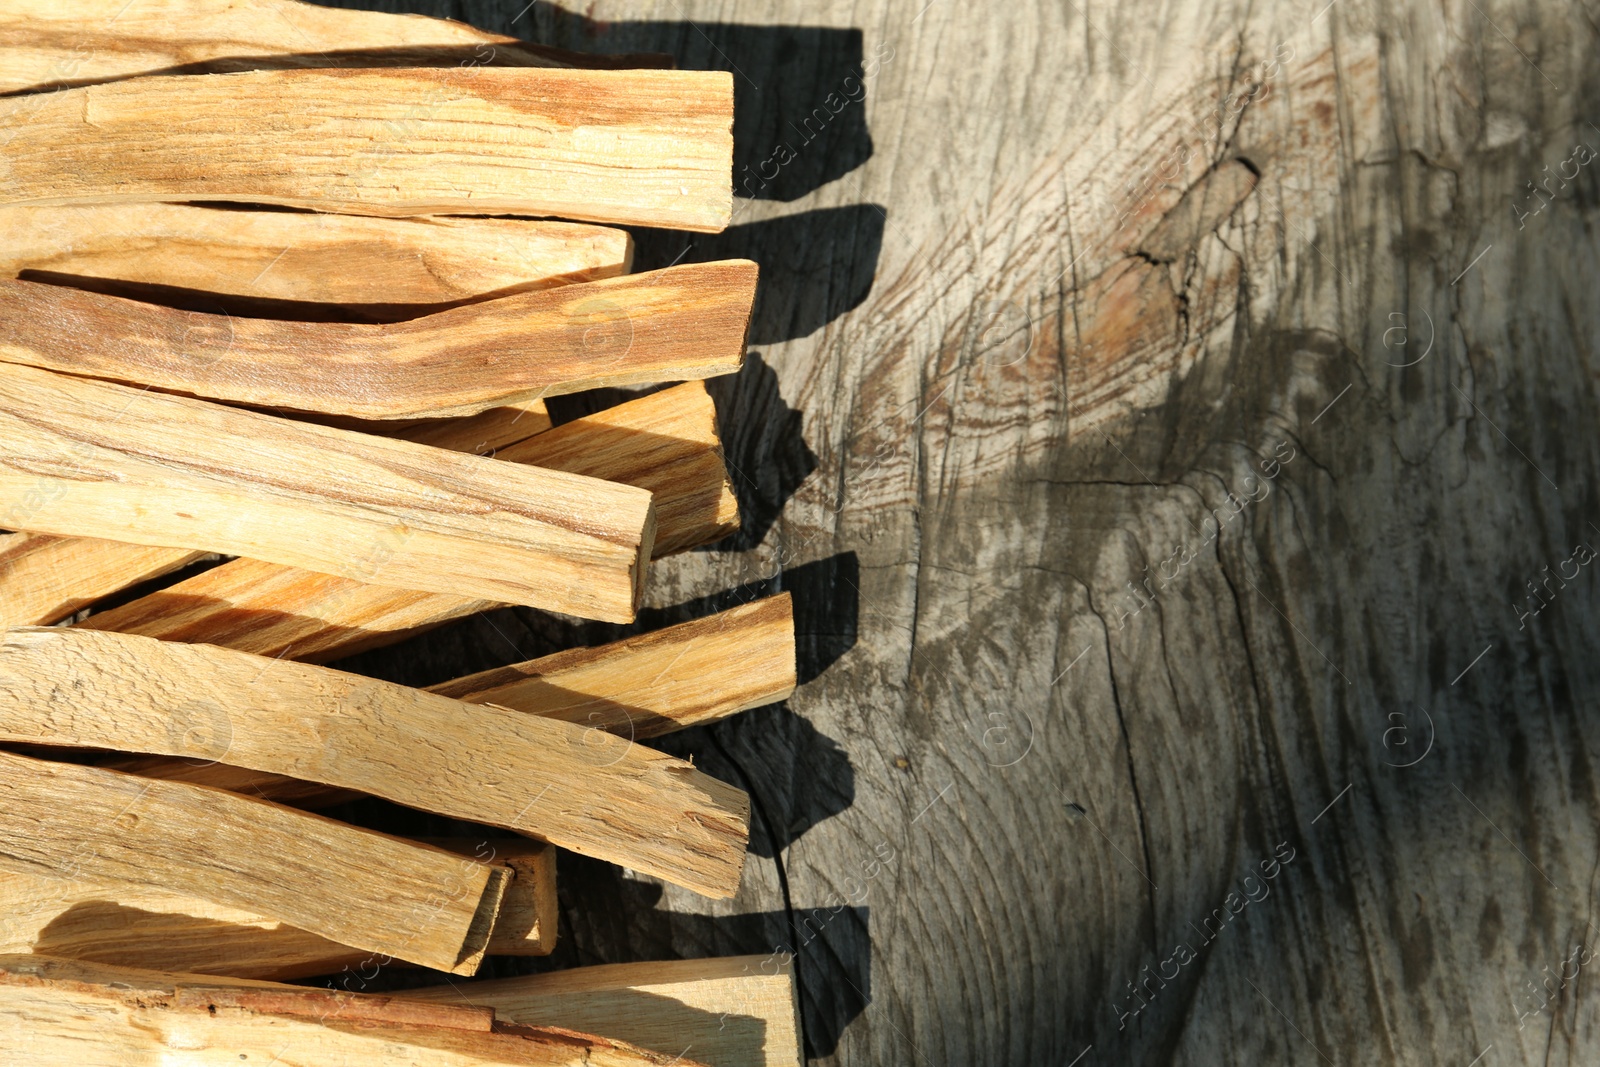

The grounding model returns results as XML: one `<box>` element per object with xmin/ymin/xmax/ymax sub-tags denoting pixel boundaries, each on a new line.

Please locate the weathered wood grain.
<box><xmin>0</xmin><ymin>839</ymin><xmax>554</xmax><ymax>979</ymax></box>
<box><xmin>0</xmin><ymin>0</ymin><xmax>671</xmax><ymax>95</ymax></box>
<box><xmin>116</xmin><ymin>595</ymin><xmax>794</xmax><ymax>804</ymax></box>
<box><xmin>409</xmin><ymin>955</ymin><xmax>802</xmax><ymax>1067</ymax></box>
<box><xmin>0</xmin><ymin>750</ymin><xmax>506</xmax><ymax>973</ymax></box>
<box><xmin>0</xmin><ymin>955</ymin><xmax>705</xmax><ymax>1067</ymax></box>
<box><xmin>0</xmin><ymin>261</ymin><xmax>755</xmax><ymax>419</ymax></box>
<box><xmin>78</xmin><ymin>381</ymin><xmax>736</xmax><ymax>659</ymax></box>
<box><xmin>0</xmin><ymin>364</ymin><xmax>656</xmax><ymax>621</ymax></box>
<box><xmin>0</xmin><ymin>627</ymin><xmax>751</xmax><ymax>898</ymax></box>
<box><xmin>0</xmin><ymin>530</ymin><xmax>200</xmax><ymax>627</ymax></box>
<box><xmin>0</xmin><ymin>67</ymin><xmax>734</xmax><ymax>230</ymax></box>
<box><xmin>0</xmin><ymin>204</ymin><xmax>632</xmax><ymax>318</ymax></box>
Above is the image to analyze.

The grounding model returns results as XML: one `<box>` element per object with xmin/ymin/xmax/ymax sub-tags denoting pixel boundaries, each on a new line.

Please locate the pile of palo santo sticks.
<box><xmin>0</xmin><ymin>2</ymin><xmax>803</xmax><ymax>1065</ymax></box>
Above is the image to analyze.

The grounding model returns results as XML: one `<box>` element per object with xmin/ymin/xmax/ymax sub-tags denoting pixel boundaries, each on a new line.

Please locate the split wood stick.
<box><xmin>0</xmin><ymin>68</ymin><xmax>735</xmax><ymax>231</ymax></box>
<box><xmin>0</xmin><ymin>751</ymin><xmax>508</xmax><ymax>974</ymax></box>
<box><xmin>0</xmin><ymin>396</ymin><xmax>551</xmax><ymax>632</ymax></box>
<box><xmin>0</xmin><ymin>530</ymin><xmax>201</xmax><ymax>627</ymax></box>
<box><xmin>0</xmin><ymin>628</ymin><xmax>751</xmax><ymax>897</ymax></box>
<box><xmin>431</xmin><ymin>594</ymin><xmax>799</xmax><ymax>739</ymax></box>
<box><xmin>0</xmin><ymin>840</ymin><xmax>555</xmax><ymax>980</ymax></box>
<box><xmin>79</xmin><ymin>381</ymin><xmax>737</xmax><ymax>660</ymax></box>
<box><xmin>1</xmin><ymin>0</ymin><xmax>672</xmax><ymax>96</ymax></box>
<box><xmin>408</xmin><ymin>955</ymin><xmax>804</xmax><ymax>1067</ymax></box>
<box><xmin>0</xmin><ymin>260</ymin><xmax>756</xmax><ymax>418</ymax></box>
<box><xmin>0</xmin><ymin>955</ymin><xmax>705</xmax><ymax>1067</ymax></box>
<box><xmin>0</xmin><ymin>364</ymin><xmax>656</xmax><ymax>622</ymax></box>
<box><xmin>112</xmin><ymin>595</ymin><xmax>795</xmax><ymax>806</ymax></box>
<box><xmin>0</xmin><ymin>204</ymin><xmax>633</xmax><ymax>318</ymax></box>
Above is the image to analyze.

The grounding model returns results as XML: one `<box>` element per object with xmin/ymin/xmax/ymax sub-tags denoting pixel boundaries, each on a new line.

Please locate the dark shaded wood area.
<box><xmin>196</xmin><ymin>0</ymin><xmax>1600</xmax><ymax>1062</ymax></box>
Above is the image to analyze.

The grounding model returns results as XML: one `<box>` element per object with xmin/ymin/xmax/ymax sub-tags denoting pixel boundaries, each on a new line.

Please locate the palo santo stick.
<box><xmin>80</xmin><ymin>381</ymin><xmax>737</xmax><ymax>660</ymax></box>
<box><xmin>2</xmin><ymin>0</ymin><xmax>671</xmax><ymax>96</ymax></box>
<box><xmin>113</xmin><ymin>595</ymin><xmax>795</xmax><ymax>806</ymax></box>
<box><xmin>0</xmin><ymin>364</ymin><xmax>656</xmax><ymax>622</ymax></box>
<box><xmin>0</xmin><ymin>68</ymin><xmax>734</xmax><ymax>231</ymax></box>
<box><xmin>408</xmin><ymin>955</ymin><xmax>804</xmax><ymax>1067</ymax></box>
<box><xmin>0</xmin><ymin>628</ymin><xmax>751</xmax><ymax>898</ymax></box>
<box><xmin>0</xmin><ymin>260</ymin><xmax>755</xmax><ymax>418</ymax></box>
<box><xmin>0</xmin><ymin>955</ymin><xmax>704</xmax><ymax>1067</ymax></box>
<box><xmin>432</xmin><ymin>594</ymin><xmax>799</xmax><ymax>739</ymax></box>
<box><xmin>0</xmin><ymin>394</ymin><xmax>552</xmax><ymax>634</ymax></box>
<box><xmin>495</xmin><ymin>383</ymin><xmax>741</xmax><ymax>557</ymax></box>
<box><xmin>0</xmin><ymin>204</ymin><xmax>632</xmax><ymax>317</ymax></box>
<box><xmin>0</xmin><ymin>751</ymin><xmax>507</xmax><ymax>974</ymax></box>
<box><xmin>0</xmin><ymin>530</ymin><xmax>201</xmax><ymax>627</ymax></box>
<box><xmin>0</xmin><ymin>840</ymin><xmax>555</xmax><ymax>979</ymax></box>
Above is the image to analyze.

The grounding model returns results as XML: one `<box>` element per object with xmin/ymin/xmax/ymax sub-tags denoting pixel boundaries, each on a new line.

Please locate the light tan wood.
<box><xmin>0</xmin><ymin>67</ymin><xmax>734</xmax><ymax>231</ymax></box>
<box><xmin>0</xmin><ymin>955</ymin><xmax>706</xmax><ymax>1067</ymax></box>
<box><xmin>410</xmin><ymin>955</ymin><xmax>803</xmax><ymax>1067</ymax></box>
<box><xmin>434</xmin><ymin>839</ymin><xmax>558</xmax><ymax>957</ymax></box>
<box><xmin>0</xmin><ymin>260</ymin><xmax>755</xmax><ymax>418</ymax></box>
<box><xmin>0</xmin><ymin>396</ymin><xmax>552</xmax><ymax>634</ymax></box>
<box><xmin>495</xmin><ymin>382</ymin><xmax>741</xmax><ymax>557</ymax></box>
<box><xmin>79</xmin><ymin>381</ymin><xmax>737</xmax><ymax>659</ymax></box>
<box><xmin>0</xmin><ymin>627</ymin><xmax>751</xmax><ymax>898</ymax></box>
<box><xmin>0</xmin><ymin>839</ymin><xmax>555</xmax><ymax>979</ymax></box>
<box><xmin>432</xmin><ymin>594</ymin><xmax>798</xmax><ymax>739</ymax></box>
<box><xmin>0</xmin><ymin>751</ymin><xmax>506</xmax><ymax>974</ymax></box>
<box><xmin>0</xmin><ymin>530</ymin><xmax>201</xmax><ymax>627</ymax></box>
<box><xmin>393</xmin><ymin>399</ymin><xmax>554</xmax><ymax>454</ymax></box>
<box><xmin>114</xmin><ymin>595</ymin><xmax>794</xmax><ymax>806</ymax></box>
<box><xmin>0</xmin><ymin>0</ymin><xmax>671</xmax><ymax>96</ymax></box>
<box><xmin>0</xmin><ymin>364</ymin><xmax>656</xmax><ymax>622</ymax></box>
<box><xmin>0</xmin><ymin>204</ymin><xmax>632</xmax><ymax>318</ymax></box>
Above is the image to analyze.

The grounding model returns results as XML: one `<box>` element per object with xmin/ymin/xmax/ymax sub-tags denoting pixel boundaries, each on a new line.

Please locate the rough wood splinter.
<box><xmin>115</xmin><ymin>595</ymin><xmax>796</xmax><ymax>807</ymax></box>
<box><xmin>0</xmin><ymin>955</ymin><xmax>706</xmax><ymax>1067</ymax></box>
<box><xmin>0</xmin><ymin>260</ymin><xmax>756</xmax><ymax>418</ymax></box>
<box><xmin>409</xmin><ymin>955</ymin><xmax>804</xmax><ymax>1067</ymax></box>
<box><xmin>0</xmin><ymin>627</ymin><xmax>752</xmax><ymax>898</ymax></box>
<box><xmin>0</xmin><ymin>751</ymin><xmax>508</xmax><ymax>974</ymax></box>
<box><xmin>0</xmin><ymin>364</ymin><xmax>657</xmax><ymax>622</ymax></box>
<box><xmin>0</xmin><ymin>839</ymin><xmax>556</xmax><ymax>979</ymax></box>
<box><xmin>78</xmin><ymin>381</ymin><xmax>737</xmax><ymax>657</ymax></box>
<box><xmin>0</xmin><ymin>204</ymin><xmax>634</xmax><ymax>318</ymax></box>
<box><xmin>0</xmin><ymin>67</ymin><xmax>734</xmax><ymax>231</ymax></box>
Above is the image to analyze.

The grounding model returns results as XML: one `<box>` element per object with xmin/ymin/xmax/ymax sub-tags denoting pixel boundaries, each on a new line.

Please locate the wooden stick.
<box><xmin>0</xmin><ymin>260</ymin><xmax>755</xmax><ymax>418</ymax></box>
<box><xmin>112</xmin><ymin>595</ymin><xmax>795</xmax><ymax>806</ymax></box>
<box><xmin>431</xmin><ymin>594</ymin><xmax>799</xmax><ymax>739</ymax></box>
<box><xmin>0</xmin><ymin>365</ymin><xmax>656</xmax><ymax>622</ymax></box>
<box><xmin>79</xmin><ymin>381</ymin><xmax>737</xmax><ymax>659</ymax></box>
<box><xmin>0</xmin><ymin>67</ymin><xmax>734</xmax><ymax>231</ymax></box>
<box><xmin>0</xmin><ymin>752</ymin><xmax>507</xmax><ymax>974</ymax></box>
<box><xmin>0</xmin><ymin>204</ymin><xmax>633</xmax><ymax>318</ymax></box>
<box><xmin>0</xmin><ymin>395</ymin><xmax>553</xmax><ymax>632</ymax></box>
<box><xmin>1</xmin><ymin>0</ymin><xmax>672</xmax><ymax>96</ymax></box>
<box><xmin>408</xmin><ymin>955</ymin><xmax>804</xmax><ymax>1067</ymax></box>
<box><xmin>0</xmin><ymin>955</ymin><xmax>705</xmax><ymax>1067</ymax></box>
<box><xmin>0</xmin><ymin>530</ymin><xmax>201</xmax><ymax>628</ymax></box>
<box><xmin>0</xmin><ymin>627</ymin><xmax>751</xmax><ymax>898</ymax></box>
<box><xmin>0</xmin><ymin>840</ymin><xmax>556</xmax><ymax>980</ymax></box>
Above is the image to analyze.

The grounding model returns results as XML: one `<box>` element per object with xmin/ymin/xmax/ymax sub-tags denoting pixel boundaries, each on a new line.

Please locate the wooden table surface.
<box><xmin>324</xmin><ymin>1</ymin><xmax>1600</xmax><ymax>1062</ymax></box>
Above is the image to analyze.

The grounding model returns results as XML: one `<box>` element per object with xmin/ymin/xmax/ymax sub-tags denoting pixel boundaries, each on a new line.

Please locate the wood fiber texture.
<box><xmin>0</xmin><ymin>67</ymin><xmax>734</xmax><ymax>230</ymax></box>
